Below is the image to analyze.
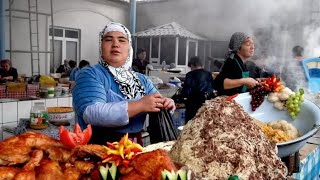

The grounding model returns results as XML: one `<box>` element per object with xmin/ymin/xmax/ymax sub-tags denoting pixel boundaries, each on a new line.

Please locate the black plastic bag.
<box><xmin>148</xmin><ymin>110</ymin><xmax>178</xmax><ymax>144</ymax></box>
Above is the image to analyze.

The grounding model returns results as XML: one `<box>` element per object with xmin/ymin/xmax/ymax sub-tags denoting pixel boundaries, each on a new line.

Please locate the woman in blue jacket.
<box><xmin>73</xmin><ymin>22</ymin><xmax>175</xmax><ymax>145</ymax></box>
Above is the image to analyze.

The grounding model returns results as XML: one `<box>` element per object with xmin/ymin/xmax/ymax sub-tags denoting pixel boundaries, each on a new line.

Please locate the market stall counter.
<box><xmin>0</xmin><ymin>95</ymin><xmax>73</xmax><ymax>140</ymax></box>
<box><xmin>149</xmin><ymin>69</ymin><xmax>186</xmax><ymax>83</ymax></box>
<box><xmin>2</xmin><ymin>118</ymin><xmax>74</xmax><ymax>139</ymax></box>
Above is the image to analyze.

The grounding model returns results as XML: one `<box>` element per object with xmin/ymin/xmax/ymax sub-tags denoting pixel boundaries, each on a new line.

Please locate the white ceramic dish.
<box><xmin>167</xmin><ymin>68</ymin><xmax>182</xmax><ymax>73</ymax></box>
<box><xmin>48</xmin><ymin>107</ymin><xmax>74</xmax><ymax>125</ymax></box>
<box><xmin>234</xmin><ymin>92</ymin><xmax>320</xmax><ymax>157</ymax></box>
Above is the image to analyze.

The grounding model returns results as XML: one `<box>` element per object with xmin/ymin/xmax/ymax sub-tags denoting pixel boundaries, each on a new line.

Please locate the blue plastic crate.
<box><xmin>172</xmin><ymin>108</ymin><xmax>185</xmax><ymax>129</ymax></box>
<box><xmin>292</xmin><ymin>144</ymin><xmax>320</xmax><ymax>179</ymax></box>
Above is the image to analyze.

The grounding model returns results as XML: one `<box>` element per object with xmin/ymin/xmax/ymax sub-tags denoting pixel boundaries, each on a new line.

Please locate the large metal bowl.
<box><xmin>234</xmin><ymin>92</ymin><xmax>320</xmax><ymax>157</ymax></box>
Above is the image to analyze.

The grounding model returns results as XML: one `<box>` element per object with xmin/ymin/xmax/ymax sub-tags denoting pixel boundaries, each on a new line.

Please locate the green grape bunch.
<box><xmin>286</xmin><ymin>89</ymin><xmax>304</xmax><ymax>119</ymax></box>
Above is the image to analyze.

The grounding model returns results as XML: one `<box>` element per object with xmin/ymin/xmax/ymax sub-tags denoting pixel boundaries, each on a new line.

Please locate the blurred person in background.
<box><xmin>56</xmin><ymin>59</ymin><xmax>70</xmax><ymax>74</ymax></box>
<box><xmin>215</xmin><ymin>32</ymin><xmax>259</xmax><ymax>96</ymax></box>
<box><xmin>0</xmin><ymin>59</ymin><xmax>18</xmax><ymax>82</ymax></box>
<box><xmin>73</xmin><ymin>22</ymin><xmax>175</xmax><ymax>145</ymax></box>
<box><xmin>281</xmin><ymin>45</ymin><xmax>306</xmax><ymax>91</ymax></box>
<box><xmin>65</xmin><ymin>60</ymin><xmax>77</xmax><ymax>77</ymax></box>
<box><xmin>132</xmin><ymin>48</ymin><xmax>149</xmax><ymax>74</ymax></box>
<box><xmin>244</xmin><ymin>60</ymin><xmax>272</xmax><ymax>79</ymax></box>
<box><xmin>182</xmin><ymin>56</ymin><xmax>215</xmax><ymax>122</ymax></box>
<box><xmin>70</xmin><ymin>60</ymin><xmax>90</xmax><ymax>81</ymax></box>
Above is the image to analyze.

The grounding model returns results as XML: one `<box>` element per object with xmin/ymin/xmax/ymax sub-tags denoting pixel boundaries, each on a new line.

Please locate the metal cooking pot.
<box><xmin>234</xmin><ymin>92</ymin><xmax>320</xmax><ymax>157</ymax></box>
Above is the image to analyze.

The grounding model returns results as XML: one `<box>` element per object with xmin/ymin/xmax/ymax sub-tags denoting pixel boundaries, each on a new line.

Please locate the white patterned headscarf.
<box><xmin>99</xmin><ymin>22</ymin><xmax>145</xmax><ymax>99</ymax></box>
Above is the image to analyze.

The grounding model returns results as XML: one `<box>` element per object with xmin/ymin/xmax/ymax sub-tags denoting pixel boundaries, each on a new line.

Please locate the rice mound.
<box><xmin>170</xmin><ymin>96</ymin><xmax>287</xmax><ymax>180</ymax></box>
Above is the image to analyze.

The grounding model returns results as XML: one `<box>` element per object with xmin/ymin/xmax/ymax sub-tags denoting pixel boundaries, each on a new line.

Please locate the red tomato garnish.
<box><xmin>59</xmin><ymin>123</ymin><xmax>92</xmax><ymax>148</ymax></box>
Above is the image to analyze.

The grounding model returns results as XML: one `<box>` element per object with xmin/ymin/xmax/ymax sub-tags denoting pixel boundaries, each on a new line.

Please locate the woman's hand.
<box><xmin>256</xmin><ymin>78</ymin><xmax>266</xmax><ymax>83</ymax></box>
<box><xmin>137</xmin><ymin>94</ymin><xmax>176</xmax><ymax>112</ymax></box>
<box><xmin>162</xmin><ymin>98</ymin><xmax>176</xmax><ymax>112</ymax></box>
<box><xmin>242</xmin><ymin>77</ymin><xmax>259</xmax><ymax>89</ymax></box>
<box><xmin>128</xmin><ymin>94</ymin><xmax>176</xmax><ymax>118</ymax></box>
<box><xmin>128</xmin><ymin>93</ymin><xmax>164</xmax><ymax>118</ymax></box>
<box><xmin>138</xmin><ymin>93</ymin><xmax>165</xmax><ymax>112</ymax></box>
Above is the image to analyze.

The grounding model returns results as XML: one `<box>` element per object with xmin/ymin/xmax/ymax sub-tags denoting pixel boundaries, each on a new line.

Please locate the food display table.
<box><xmin>2</xmin><ymin>118</ymin><xmax>74</xmax><ymax>140</ymax></box>
<box><xmin>149</xmin><ymin>70</ymin><xmax>186</xmax><ymax>83</ymax></box>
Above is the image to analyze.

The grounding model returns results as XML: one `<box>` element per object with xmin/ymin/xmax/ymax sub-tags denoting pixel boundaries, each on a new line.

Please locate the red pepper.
<box><xmin>115</xmin><ymin>159</ymin><xmax>121</xmax><ymax>166</ymax></box>
<box><xmin>226</xmin><ymin>93</ymin><xmax>239</xmax><ymax>101</ymax></box>
<box><xmin>122</xmin><ymin>159</ymin><xmax>131</xmax><ymax>167</ymax></box>
<box><xmin>130</xmin><ymin>147</ymin><xmax>143</xmax><ymax>153</ymax></box>
<box><xmin>107</xmin><ymin>142</ymin><xmax>116</xmax><ymax>149</ymax></box>
<box><xmin>102</xmin><ymin>154</ymin><xmax>121</xmax><ymax>163</ymax></box>
<box><xmin>102</xmin><ymin>154</ymin><xmax>108</xmax><ymax>160</ymax></box>
<box><xmin>263</xmin><ymin>74</ymin><xmax>284</xmax><ymax>93</ymax></box>
<box><xmin>59</xmin><ymin>123</ymin><xmax>92</xmax><ymax>148</ymax></box>
<box><xmin>124</xmin><ymin>149</ymin><xmax>131</xmax><ymax>154</ymax></box>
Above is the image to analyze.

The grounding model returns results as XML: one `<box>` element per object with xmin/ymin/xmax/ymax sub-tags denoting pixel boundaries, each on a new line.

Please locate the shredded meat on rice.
<box><xmin>170</xmin><ymin>96</ymin><xmax>287</xmax><ymax>180</ymax></box>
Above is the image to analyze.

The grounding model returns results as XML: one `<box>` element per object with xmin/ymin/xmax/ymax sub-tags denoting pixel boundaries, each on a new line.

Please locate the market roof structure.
<box><xmin>133</xmin><ymin>22</ymin><xmax>206</xmax><ymax>40</ymax></box>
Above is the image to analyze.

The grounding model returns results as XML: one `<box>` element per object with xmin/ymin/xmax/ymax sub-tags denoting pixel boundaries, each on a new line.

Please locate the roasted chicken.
<box><xmin>35</xmin><ymin>159</ymin><xmax>64</xmax><ymax>179</ymax></box>
<box><xmin>0</xmin><ymin>167</ymin><xmax>20</xmax><ymax>179</ymax></box>
<box><xmin>0</xmin><ymin>132</ymin><xmax>180</xmax><ymax>180</ymax></box>
<box><xmin>120</xmin><ymin>149</ymin><xmax>177</xmax><ymax>180</ymax></box>
<box><xmin>0</xmin><ymin>132</ymin><xmax>64</xmax><ymax>166</ymax></box>
<box><xmin>70</xmin><ymin>144</ymin><xmax>107</xmax><ymax>161</ymax></box>
<box><xmin>23</xmin><ymin>150</ymin><xmax>43</xmax><ymax>171</ymax></box>
<box><xmin>63</xmin><ymin>166</ymin><xmax>82</xmax><ymax>180</ymax></box>
<box><xmin>73</xmin><ymin>161</ymin><xmax>95</xmax><ymax>175</ymax></box>
<box><xmin>13</xmin><ymin>170</ymin><xmax>36</xmax><ymax>180</ymax></box>
<box><xmin>0</xmin><ymin>132</ymin><xmax>107</xmax><ymax>179</ymax></box>
<box><xmin>38</xmin><ymin>145</ymin><xmax>72</xmax><ymax>163</ymax></box>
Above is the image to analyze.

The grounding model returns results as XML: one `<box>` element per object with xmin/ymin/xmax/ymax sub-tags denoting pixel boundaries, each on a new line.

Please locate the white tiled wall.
<box><xmin>2</xmin><ymin>102</ymin><xmax>18</xmax><ymax>124</ymax></box>
<box><xmin>18</xmin><ymin>101</ymin><xmax>32</xmax><ymax>121</ymax></box>
<box><xmin>46</xmin><ymin>98</ymin><xmax>58</xmax><ymax>107</ymax></box>
<box><xmin>32</xmin><ymin>99</ymin><xmax>46</xmax><ymax>105</ymax></box>
<box><xmin>0</xmin><ymin>96</ymin><xmax>72</xmax><ymax>140</ymax></box>
<box><xmin>0</xmin><ymin>104</ymin><xmax>3</xmax><ymax>125</ymax></box>
<box><xmin>58</xmin><ymin>97</ymin><xmax>72</xmax><ymax>107</ymax></box>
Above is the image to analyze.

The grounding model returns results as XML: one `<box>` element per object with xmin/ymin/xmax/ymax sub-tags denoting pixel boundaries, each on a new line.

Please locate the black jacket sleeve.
<box><xmin>214</xmin><ymin>57</ymin><xmax>245</xmax><ymax>96</ymax></box>
<box><xmin>12</xmin><ymin>68</ymin><xmax>18</xmax><ymax>81</ymax></box>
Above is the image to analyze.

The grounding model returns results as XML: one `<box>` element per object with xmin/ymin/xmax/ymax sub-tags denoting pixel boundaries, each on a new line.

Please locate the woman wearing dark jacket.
<box><xmin>182</xmin><ymin>56</ymin><xmax>214</xmax><ymax>122</ymax></box>
<box><xmin>215</xmin><ymin>32</ymin><xmax>259</xmax><ymax>96</ymax></box>
<box><xmin>0</xmin><ymin>59</ymin><xmax>18</xmax><ymax>82</ymax></box>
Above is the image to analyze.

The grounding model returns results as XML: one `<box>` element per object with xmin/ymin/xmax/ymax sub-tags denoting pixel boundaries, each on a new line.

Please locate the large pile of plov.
<box><xmin>170</xmin><ymin>96</ymin><xmax>287</xmax><ymax>179</ymax></box>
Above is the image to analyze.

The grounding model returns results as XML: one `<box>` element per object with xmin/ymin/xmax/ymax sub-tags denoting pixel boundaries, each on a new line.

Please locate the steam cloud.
<box><xmin>138</xmin><ymin>0</ymin><xmax>320</xmax><ymax>94</ymax></box>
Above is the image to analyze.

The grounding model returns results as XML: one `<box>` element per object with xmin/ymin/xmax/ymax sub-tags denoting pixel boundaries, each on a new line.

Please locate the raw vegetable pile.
<box><xmin>249</xmin><ymin>75</ymin><xmax>284</xmax><ymax>111</ymax></box>
<box><xmin>249</xmin><ymin>75</ymin><xmax>304</xmax><ymax>119</ymax></box>
<box><xmin>268</xmin><ymin>88</ymin><xmax>305</xmax><ymax>119</ymax></box>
